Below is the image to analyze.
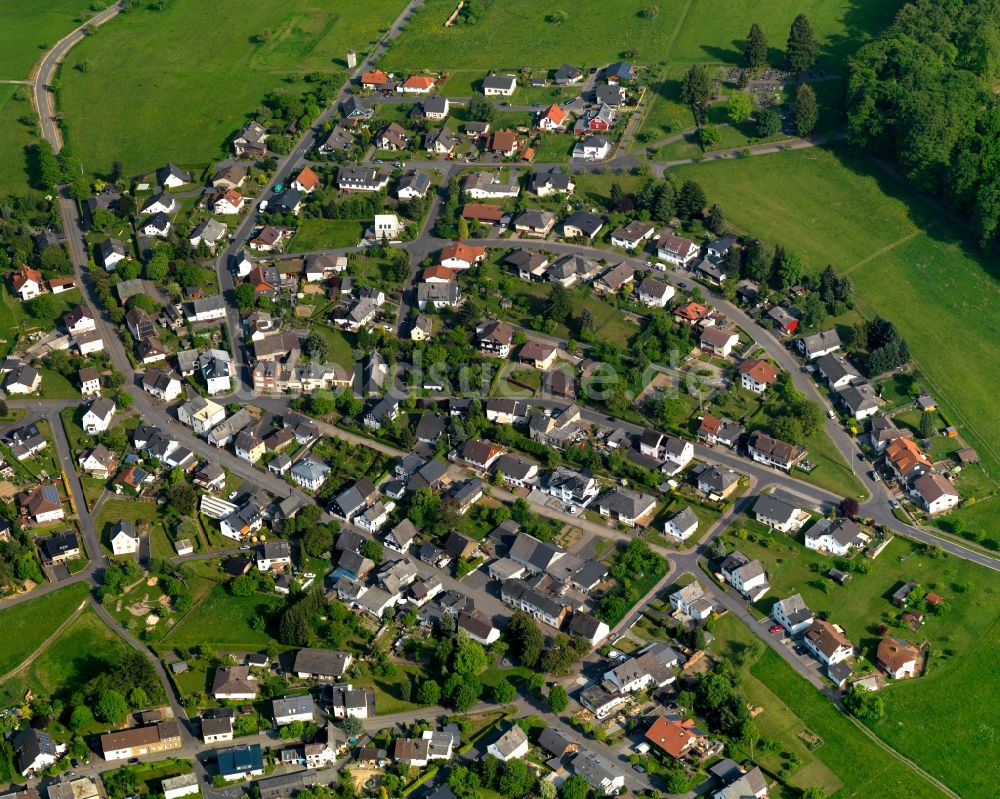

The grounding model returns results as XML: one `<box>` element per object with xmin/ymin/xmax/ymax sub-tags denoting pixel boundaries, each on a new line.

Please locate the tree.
<box><xmin>756</xmin><ymin>107</ymin><xmax>781</xmax><ymax>137</ymax></box>
<box><xmin>499</xmin><ymin>760</ymin><xmax>533</xmax><ymax>798</ymax></box>
<box><xmin>676</xmin><ymin>179</ymin><xmax>707</xmax><ymax>220</ymax></box>
<box><xmin>546</xmin><ymin>283</ymin><xmax>572</xmax><ymax>324</ymax></box>
<box><xmin>491</xmin><ymin>678</ymin><xmax>516</xmax><ymax>704</ymax></box>
<box><xmin>128</xmin><ymin>687</ymin><xmax>148</xmax><ymax>708</ymax></box>
<box><xmin>69</xmin><ymin>705</ymin><xmax>94</xmax><ymax>730</ymax></box>
<box><xmin>467</xmin><ymin>95</ymin><xmax>496</xmax><ymax>123</ymax></box>
<box><xmin>919</xmin><ymin>410</ymin><xmax>935</xmax><ymax>438</ymax></box>
<box><xmin>448</xmin><ymin>765</ymin><xmax>481</xmax><ymax>799</ymax></box>
<box><xmin>707</xmin><ymin>203</ymin><xmax>727</xmax><ymax>235</ymax></box>
<box><xmin>166</xmin><ymin>482</ymin><xmax>197</xmax><ymax>515</ymax></box>
<box><xmin>728</xmin><ymin>91</ymin><xmax>753</xmax><ymax>123</ymax></box>
<box><xmin>117</xmin><ymin>259</ymin><xmax>141</xmax><ymax>281</ymax></box>
<box><xmin>504</xmin><ymin>611</ymin><xmax>543</xmax><ymax>668</ymax></box>
<box><xmin>234</xmin><ymin>282</ymin><xmax>257</xmax><ymax>310</ymax></box>
<box><xmin>304</xmin><ymin>331</ymin><xmax>328</xmax><ymax>362</ymax></box>
<box><xmin>698</xmin><ymin>124</ymin><xmax>720</xmax><ymax>150</ymax></box>
<box><xmin>840</xmin><ymin>497</ymin><xmax>859</xmax><ymax>518</ymax></box>
<box><xmin>548</xmin><ymin>684</ymin><xmax>569</xmax><ymax>713</ymax></box>
<box><xmin>800</xmin><ymin>789</ymin><xmax>827</xmax><ymax>799</ymax></box>
<box><xmin>303</xmin><ymin>525</ymin><xmax>334</xmax><ymax>557</ymax></box>
<box><xmin>457</xmin><ymin>215</ymin><xmax>470</xmax><ymax>239</ymax></box>
<box><xmin>26</xmin><ymin>293</ymin><xmax>58</xmax><ymax>321</ymax></box>
<box><xmin>744</xmin><ymin>23</ymin><xmax>768</xmax><ymax>70</ymax></box>
<box><xmin>95</xmin><ymin>690</ymin><xmax>130</xmax><ymax>724</ymax></box>
<box><xmin>793</xmin><ymin>83</ymin><xmax>819</xmax><ymax>137</ymax></box>
<box><xmin>786</xmin><ymin>14</ymin><xmax>819</xmax><ymax>73</ymax></box>
<box><xmin>416</xmin><ymin>679</ymin><xmax>441</xmax><ymax>705</ymax></box>
<box><xmin>560</xmin><ymin>775</ymin><xmax>589</xmax><ymax>799</ymax></box>
<box><xmin>342</xmin><ymin>716</ymin><xmax>364</xmax><ymax>737</ymax></box>
<box><xmin>230</xmin><ymin>574</ymin><xmax>258</xmax><ymax>596</ymax></box>
<box><xmin>843</xmin><ymin>685</ymin><xmax>884</xmax><ymax>720</ymax></box>
<box><xmin>576</xmin><ymin>308</ymin><xmax>595</xmax><ymax>335</ymax></box>
<box><xmin>359</xmin><ymin>538</ymin><xmax>383</xmax><ymax>564</ymax></box>
<box><xmin>144</xmin><ymin>252</ymin><xmax>169</xmax><ymax>281</ymax></box>
<box><xmin>681</xmin><ymin>64</ymin><xmax>711</xmax><ymax>121</ymax></box>
<box><xmin>452</xmin><ymin>636</ymin><xmax>488</xmax><ymax>676</ymax></box>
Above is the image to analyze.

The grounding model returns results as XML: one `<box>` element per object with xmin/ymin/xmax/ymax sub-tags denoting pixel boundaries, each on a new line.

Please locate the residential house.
<box><xmin>272</xmin><ymin>695</ymin><xmax>315</xmax><ymax>726</ymax></box>
<box><xmin>596</xmin><ymin>487</ymin><xmax>656</xmax><ymax>527</ymax></box>
<box><xmin>234</xmin><ymin>431</ymin><xmax>265</xmax><ymax>464</ymax></box>
<box><xmin>814</xmin><ymin>354</ymin><xmax>861</xmax><ymax>390</ymax></box>
<box><xmin>249</xmin><ymin>225</ymin><xmax>287</xmax><ymax>251</ymax></box>
<box><xmin>99</xmin><ymin>238</ymin><xmax>128</xmax><ymax>271</ymax></box>
<box><xmin>838</xmin><ymin>382</ymin><xmax>880</xmax><ymax>420</ymax></box>
<box><xmin>493</xmin><ymin>453</ymin><xmax>539</xmax><ymax>488</ymax></box>
<box><xmin>596</xmin><ymin>83</ymin><xmax>625</xmax><ymax>106</ymax></box>
<box><xmin>489</xmin><ymin>130</ymin><xmax>520</xmax><ymax>157</ymax></box>
<box><xmin>423</xmin><ymin>96</ymin><xmax>449</xmax><ymax>120</ymax></box>
<box><xmin>141</xmin><ymin>368</ymin><xmax>182</xmax><ymax>401</ymax></box>
<box><xmin>767</xmin><ymin>304</ymin><xmax>799</xmax><ymax>334</ymax></box>
<box><xmin>292</xmin><ymin>166</ymin><xmax>320</xmax><ymax>194</ymax></box>
<box><xmin>293</xmin><ymin>649</ymin><xmax>352</xmax><ymax>680</ymax></box>
<box><xmin>738</xmin><ymin>358</ymin><xmax>778</xmax><ymax>393</ymax></box>
<box><xmin>664</xmin><ymin>506</ymin><xmax>699</xmax><ymax>542</ymax></box>
<box><xmin>341</xmin><ymin>95</ymin><xmax>374</xmax><ymax>122</ymax></box>
<box><xmin>911</xmin><ymin>473</ymin><xmax>960</xmax><ymax>515</ymax></box>
<box><xmin>748</xmin><ymin>431</ymin><xmax>806</xmax><ymax>472</ymax></box>
<box><xmin>579</xmin><ymin>685</ymin><xmax>625</xmax><ymax>720</ymax></box>
<box><xmin>885</xmin><ymin>437</ymin><xmax>932</xmax><ymax>484</ymax></box>
<box><xmin>399</xmin><ymin>75</ymin><xmax>436</xmax><ymax>93</ymax></box>
<box><xmin>2</xmin><ymin>364</ymin><xmax>41</xmax><ymax>395</ymax></box>
<box><xmin>213</xmin><ymin>189</ymin><xmax>245</xmax><ymax>215</ymax></box>
<box><xmin>669</xmin><ymin>581</ymin><xmax>715</xmax><ymax>621</ymax></box>
<box><xmin>233</xmin><ymin>121</ymin><xmax>268</xmax><ymax>157</ymax></box>
<box><xmin>593</xmin><ymin>262</ymin><xmax>634</xmax><ymax>294</ymax></box>
<box><xmin>500</xmin><ymin>579</ymin><xmax>568</xmax><ymax>628</ymax></box>
<box><xmin>457</xmin><ymin>611</ymin><xmax>500</xmax><ymax>646</ymax></box>
<box><xmin>803</xmin><ymin>619</ymin><xmax>854</xmax><ymax>666</ymax></box>
<box><xmin>11</xmin><ymin>265</ymin><xmax>42</xmax><ymax>301</ymax></box>
<box><xmin>572</xmin><ymin>134</ymin><xmax>611</xmax><ymax>160</ymax></box>
<box><xmin>719</xmin><ymin>551</ymin><xmax>769</xmax><ymax>601</ymax></box>
<box><xmin>546</xmin><ymin>466</ymin><xmax>599</xmax><ymax>507</ymax></box>
<box><xmin>655</xmin><ymin>232</ymin><xmax>698</xmax><ymax>266</ymax></box>
<box><xmin>318</xmin><ymin>125</ymin><xmax>354</xmax><ymax>155</ymax></box>
<box><xmin>478</xmin><ymin>319</ymin><xmax>515</xmax><ymax>356</ymax></box>
<box><xmin>78</xmin><ymin>367</ymin><xmax>101</xmax><ymax>397</ymax></box>
<box><xmin>483</xmin><ymin>74</ymin><xmax>517</xmax><ymax>95</ymax></box>
<box><xmin>518</xmin><ymin>340</ymin><xmax>558</xmax><ymax>370</ymax></box>
<box><xmin>38</xmin><ymin>530</ymin><xmax>77</xmax><ymax>563</ymax></box>
<box><xmin>290</xmin><ymin>458</ymin><xmax>331</xmax><ymax>492</ymax></box>
<box><xmin>100</xmin><ymin>720</ymin><xmax>182</xmax><ymax>762</ymax></box>
<box><xmin>700</xmin><ymin>326</ymin><xmax>739</xmax><ymax>357</ymax></box>
<box><xmin>178</xmin><ymin>396</ymin><xmax>225</xmax><ymax>434</ymax></box>
<box><xmin>636</xmin><ymin>277</ymin><xmax>674</xmax><ymax>307</ymax></box>
<box><xmin>571</xmin><ymin>751</ymin><xmax>625</xmax><ymax>795</ymax></box>
<box><xmin>513</xmin><ymin>209</ymin><xmax>556</xmax><ymax>237</ymax></box>
<box><xmin>771</xmin><ymin>594</ymin><xmax>814</xmax><ymax>635</ymax></box>
<box><xmin>361</xmin><ymin>69</ymin><xmax>388</xmax><ymax>90</ymax></box>
<box><xmin>696</xmin><ymin>465</ymin><xmax>741</xmax><ymax>499</ymax></box>
<box><xmin>877</xmin><ymin>637</ymin><xmax>921</xmax><ymax>679</ymax></box>
<box><xmin>529</xmin><ymin>169</ymin><xmax>574</xmax><ymax>197</ymax></box>
<box><xmin>464</xmin><ymin>171</ymin><xmax>520</xmax><ymax>199</ymax></box>
<box><xmin>270</xmin><ymin>188</ymin><xmax>303</xmax><ymax>216</ymax></box>
<box><xmin>397</xmin><ymin>172</ymin><xmax>430</xmax><ymax>199</ymax></box>
<box><xmin>574</xmin><ymin>103</ymin><xmax>615</xmax><ymax>134</ymax></box>
<box><xmin>337</xmin><ymin>165</ymin><xmax>390</xmax><ymax>193</ymax></box>
<box><xmin>798</xmin><ymin>329</ymin><xmax>841</xmax><ymax>360</ymax></box>
<box><xmin>554</xmin><ymin>64</ymin><xmax>584</xmax><ymax>84</ymax></box>
<box><xmin>20</xmin><ymin>485</ymin><xmax>64</xmax><ymax>525</ymax></box>
<box><xmin>605</xmin><ymin>642</ymin><xmax>684</xmax><ymax>693</ymax></box>
<box><xmin>109</xmin><ymin>520</ymin><xmax>140</xmax><ymax>556</ymax></box>
<box><xmin>645</xmin><ymin>716</ymin><xmax>712</xmax><ymax>761</ymax></box>
<box><xmin>78</xmin><ymin>444</ymin><xmax>116</xmax><ymax>479</ymax></box>
<box><xmin>141</xmin><ymin>193</ymin><xmax>177</xmax><ymax>216</ymax></box>
<box><xmin>537</xmin><ymin>104</ymin><xmax>567</xmax><ymax>130</ymax></box>
<box><xmin>752</xmin><ymin>492</ymin><xmax>809</xmax><ymax>532</ymax></box>
<box><xmin>610</xmin><ymin>220</ymin><xmax>655</xmax><ymax>250</ymax></box>
<box><xmin>486</xmin><ymin>725</ymin><xmax>529</xmax><ymax>762</ymax></box>
<box><xmin>425</xmin><ymin>127</ymin><xmax>457</xmax><ymax>155</ymax></box>
<box><xmin>673</xmin><ymin>300</ymin><xmax>711</xmax><ymax>326</ymax></box>
<box><xmin>190</xmin><ymin>218</ymin><xmax>228</xmax><ymax>250</ymax></box>
<box><xmin>216</xmin><ymin>744</ymin><xmax>264</xmax><ymax>782</ymax></box>
<box><xmin>711</xmin><ymin>764</ymin><xmax>768</xmax><ymax>799</ymax></box>
<box><xmin>125</xmin><ymin>307</ymin><xmax>156</xmax><ymax>340</ymax></box>
<box><xmin>212</xmin><ymin>164</ymin><xmax>246</xmax><ymax>190</ymax></box>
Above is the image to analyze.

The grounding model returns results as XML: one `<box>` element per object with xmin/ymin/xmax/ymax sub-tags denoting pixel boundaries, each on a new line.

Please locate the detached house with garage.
<box><xmin>771</xmin><ymin>594</ymin><xmax>814</xmax><ymax>635</ymax></box>
<box><xmin>719</xmin><ymin>551</ymin><xmax>769</xmax><ymax>601</ymax></box>
<box><xmin>753</xmin><ymin>492</ymin><xmax>809</xmax><ymax>533</ymax></box>
<box><xmin>911</xmin><ymin>473</ymin><xmax>960</xmax><ymax>515</ymax></box>
<box><xmin>798</xmin><ymin>329</ymin><xmax>841</xmax><ymax>360</ymax></box>
<box><xmin>747</xmin><ymin>431</ymin><xmax>806</xmax><ymax>472</ymax></box>
<box><xmin>738</xmin><ymin>358</ymin><xmax>778</xmax><ymax>394</ymax></box>
<box><xmin>656</xmin><ymin>232</ymin><xmax>699</xmax><ymax>266</ymax></box>
<box><xmin>483</xmin><ymin>74</ymin><xmax>517</xmax><ymax>96</ymax></box>
<box><xmin>610</xmin><ymin>220</ymin><xmax>655</xmax><ymax>250</ymax></box>
<box><xmin>804</xmin><ymin>517</ymin><xmax>868</xmax><ymax>556</ymax></box>
<box><xmin>637</xmin><ymin>277</ymin><xmax>674</xmax><ymax>307</ymax></box>
<box><xmin>804</xmin><ymin>619</ymin><xmax>854</xmax><ymax>666</ymax></box>
<box><xmin>596</xmin><ymin>487</ymin><xmax>656</xmax><ymax>527</ymax></box>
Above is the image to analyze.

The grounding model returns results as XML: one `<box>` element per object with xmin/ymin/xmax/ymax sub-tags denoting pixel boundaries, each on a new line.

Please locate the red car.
<box><xmin>768</xmin><ymin>624</ymin><xmax>784</xmax><ymax>635</ymax></box>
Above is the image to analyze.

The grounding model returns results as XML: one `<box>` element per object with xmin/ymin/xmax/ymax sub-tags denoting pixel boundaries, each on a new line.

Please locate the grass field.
<box><xmin>669</xmin><ymin>0</ymin><xmax>898</xmax><ymax>68</ymax></box>
<box><xmin>0</xmin><ymin>0</ymin><xmax>104</xmax><ymax>79</ymax></box>
<box><xmin>59</xmin><ymin>0</ymin><xmax>404</xmax><ymax>176</ymax></box>
<box><xmin>0</xmin><ymin>85</ymin><xmax>39</xmax><ymax>198</ymax></box>
<box><xmin>670</xmin><ymin>146</ymin><xmax>1000</xmax><ymax>481</ymax></box>
<box><xmin>160</xmin><ymin>583</ymin><xmax>285</xmax><ymax>651</ymax></box>
<box><xmin>869</xmin><ymin>618</ymin><xmax>1000</xmax><ymax>799</ymax></box>
<box><xmin>0</xmin><ymin>582</ymin><xmax>90</xmax><ymax>676</ymax></box>
<box><xmin>382</xmin><ymin>0</ymin><xmax>689</xmax><ymax>73</ymax></box>
<box><xmin>0</xmin><ymin>284</ymin><xmax>81</xmax><ymax>357</ymax></box>
<box><xmin>289</xmin><ymin>218</ymin><xmax>366</xmax><ymax>252</ymax></box>
<box><xmin>96</xmin><ymin>499</ymin><xmax>172</xmax><ymax>557</ymax></box>
<box><xmin>0</xmin><ymin>607</ymin><xmax>120</xmax><ymax>708</ymax></box>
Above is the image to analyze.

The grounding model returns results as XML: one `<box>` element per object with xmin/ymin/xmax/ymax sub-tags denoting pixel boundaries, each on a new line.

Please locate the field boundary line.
<box><xmin>0</xmin><ymin>599</ymin><xmax>88</xmax><ymax>683</ymax></box>
<box><xmin>840</xmin><ymin>230</ymin><xmax>919</xmax><ymax>275</ymax></box>
<box><xmin>844</xmin><ymin>712</ymin><xmax>962</xmax><ymax>799</ymax></box>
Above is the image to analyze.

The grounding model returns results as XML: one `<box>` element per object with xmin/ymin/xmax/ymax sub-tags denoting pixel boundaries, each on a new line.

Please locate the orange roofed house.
<box><xmin>538</xmin><ymin>104</ymin><xmax>567</xmax><ymax>131</ymax></box>
<box><xmin>292</xmin><ymin>166</ymin><xmax>320</xmax><ymax>194</ymax></box>
<box><xmin>361</xmin><ymin>69</ymin><xmax>388</xmax><ymax>89</ymax></box>
<box><xmin>11</xmin><ymin>264</ymin><xmax>43</xmax><ymax>301</ymax></box>
<box><xmin>490</xmin><ymin>130</ymin><xmax>520</xmax><ymax>157</ymax></box>
<box><xmin>644</xmin><ymin>717</ymin><xmax>720</xmax><ymax>762</ymax></box>
<box><xmin>738</xmin><ymin>357</ymin><xmax>779</xmax><ymax>394</ymax></box>
<box><xmin>885</xmin><ymin>437</ymin><xmax>932</xmax><ymax>485</ymax></box>
<box><xmin>439</xmin><ymin>241</ymin><xmax>486</xmax><ymax>270</ymax></box>
<box><xmin>672</xmin><ymin>300</ymin><xmax>709</xmax><ymax>326</ymax></box>
<box><xmin>399</xmin><ymin>75</ymin><xmax>436</xmax><ymax>94</ymax></box>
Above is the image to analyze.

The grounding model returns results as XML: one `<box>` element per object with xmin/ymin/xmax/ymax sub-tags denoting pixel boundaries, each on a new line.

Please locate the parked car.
<box><xmin>889</xmin><ymin>499</ymin><xmax>900</xmax><ymax>509</ymax></box>
<box><xmin>768</xmin><ymin>624</ymin><xmax>783</xmax><ymax>634</ymax></box>
<box><xmin>869</xmin><ymin>470</ymin><xmax>880</xmax><ymax>482</ymax></box>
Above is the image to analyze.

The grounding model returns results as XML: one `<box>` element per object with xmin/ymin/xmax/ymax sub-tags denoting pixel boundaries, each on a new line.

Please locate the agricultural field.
<box><xmin>0</xmin><ymin>0</ymin><xmax>102</xmax><ymax>78</ymax></box>
<box><xmin>58</xmin><ymin>0</ymin><xmax>405</xmax><ymax>176</ymax></box>
<box><xmin>670</xmin><ymin>146</ymin><xmax>1000</xmax><ymax>480</ymax></box>
<box><xmin>0</xmin><ymin>582</ymin><xmax>90</xmax><ymax>676</ymax></box>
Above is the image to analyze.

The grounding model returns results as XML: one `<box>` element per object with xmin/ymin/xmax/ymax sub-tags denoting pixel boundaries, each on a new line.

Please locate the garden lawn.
<box><xmin>530</xmin><ymin>133</ymin><xmax>574</xmax><ymax>163</ymax></box>
<box><xmin>289</xmin><ymin>219</ymin><xmax>366</xmax><ymax>252</ymax></box>
<box><xmin>59</xmin><ymin>0</ymin><xmax>404</xmax><ymax>176</ymax></box>
<box><xmin>306</xmin><ymin>323</ymin><xmax>355</xmax><ymax>368</ymax></box>
<box><xmin>0</xmin><ymin>582</ymin><xmax>90</xmax><ymax>675</ymax></box>
<box><xmin>0</xmin><ymin>284</ymin><xmax>80</xmax><ymax>357</ymax></box>
<box><xmin>160</xmin><ymin>583</ymin><xmax>285</xmax><ymax>650</ymax></box>
<box><xmin>0</xmin><ymin>85</ymin><xmax>39</xmax><ymax>198</ymax></box>
<box><xmin>669</xmin><ymin>0</ymin><xmax>898</xmax><ymax>67</ymax></box>
<box><xmin>670</xmin><ymin>146</ymin><xmax>1000</xmax><ymax>480</ymax></box>
<box><xmin>713</xmin><ymin>616</ymin><xmax>944</xmax><ymax>799</ymax></box>
<box><xmin>0</xmin><ymin>607</ymin><xmax>121</xmax><ymax>708</ymax></box>
<box><xmin>381</xmin><ymin>0</ymin><xmax>690</xmax><ymax>73</ymax></box>
<box><xmin>0</xmin><ymin>0</ymin><xmax>105</xmax><ymax>78</ymax></box>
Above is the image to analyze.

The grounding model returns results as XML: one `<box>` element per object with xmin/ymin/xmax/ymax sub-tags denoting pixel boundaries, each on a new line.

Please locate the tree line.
<box><xmin>847</xmin><ymin>0</ymin><xmax>1000</xmax><ymax>244</ymax></box>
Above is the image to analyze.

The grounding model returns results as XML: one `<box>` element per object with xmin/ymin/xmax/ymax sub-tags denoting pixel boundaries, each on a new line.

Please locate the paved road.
<box><xmin>31</xmin><ymin>1</ymin><xmax>124</xmax><ymax>152</ymax></box>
